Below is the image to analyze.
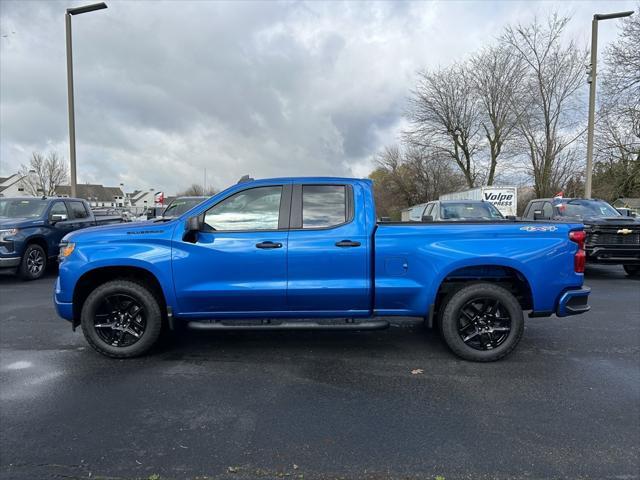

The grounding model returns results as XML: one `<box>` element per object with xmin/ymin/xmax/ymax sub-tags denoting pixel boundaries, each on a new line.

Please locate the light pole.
<box><xmin>66</xmin><ymin>2</ymin><xmax>108</xmax><ymax>198</ymax></box>
<box><xmin>584</xmin><ymin>10</ymin><xmax>634</xmax><ymax>199</ymax></box>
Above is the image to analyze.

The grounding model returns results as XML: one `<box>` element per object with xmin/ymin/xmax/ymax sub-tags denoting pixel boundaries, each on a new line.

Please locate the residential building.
<box><xmin>55</xmin><ymin>184</ymin><xmax>125</xmax><ymax>207</ymax></box>
<box><xmin>0</xmin><ymin>173</ymin><xmax>33</xmax><ymax>197</ymax></box>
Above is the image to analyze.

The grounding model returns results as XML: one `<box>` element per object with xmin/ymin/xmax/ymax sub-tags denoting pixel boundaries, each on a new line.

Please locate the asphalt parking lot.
<box><xmin>0</xmin><ymin>265</ymin><xmax>638</xmax><ymax>480</ymax></box>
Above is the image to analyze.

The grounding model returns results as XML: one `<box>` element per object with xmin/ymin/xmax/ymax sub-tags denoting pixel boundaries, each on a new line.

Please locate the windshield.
<box><xmin>555</xmin><ymin>200</ymin><xmax>620</xmax><ymax>218</ymax></box>
<box><xmin>440</xmin><ymin>202</ymin><xmax>504</xmax><ymax>220</ymax></box>
<box><xmin>0</xmin><ymin>199</ymin><xmax>48</xmax><ymax>219</ymax></box>
<box><xmin>163</xmin><ymin>198</ymin><xmax>205</xmax><ymax>217</ymax></box>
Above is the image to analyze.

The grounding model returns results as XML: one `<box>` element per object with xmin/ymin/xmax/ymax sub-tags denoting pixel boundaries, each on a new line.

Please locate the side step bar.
<box><xmin>187</xmin><ymin>319</ymin><xmax>389</xmax><ymax>331</ymax></box>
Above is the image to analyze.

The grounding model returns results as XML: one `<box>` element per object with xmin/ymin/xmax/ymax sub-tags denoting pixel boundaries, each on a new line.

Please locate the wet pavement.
<box><xmin>0</xmin><ymin>264</ymin><xmax>639</xmax><ymax>480</ymax></box>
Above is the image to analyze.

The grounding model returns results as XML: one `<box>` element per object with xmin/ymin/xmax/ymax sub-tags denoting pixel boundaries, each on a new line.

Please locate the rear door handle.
<box><xmin>256</xmin><ymin>241</ymin><xmax>283</xmax><ymax>249</ymax></box>
<box><xmin>335</xmin><ymin>240</ymin><xmax>361</xmax><ymax>247</ymax></box>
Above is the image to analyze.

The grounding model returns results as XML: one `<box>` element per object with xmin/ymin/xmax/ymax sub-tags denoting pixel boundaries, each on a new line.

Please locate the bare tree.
<box><xmin>503</xmin><ymin>15</ymin><xmax>588</xmax><ymax>197</ymax></box>
<box><xmin>405</xmin><ymin>64</ymin><xmax>482</xmax><ymax>188</ymax></box>
<box><xmin>370</xmin><ymin>144</ymin><xmax>465</xmax><ymax>219</ymax></box>
<box><xmin>18</xmin><ymin>152</ymin><xmax>68</xmax><ymax>197</ymax></box>
<box><xmin>471</xmin><ymin>45</ymin><xmax>527</xmax><ymax>185</ymax></box>
<box><xmin>176</xmin><ymin>184</ymin><xmax>217</xmax><ymax>196</ymax></box>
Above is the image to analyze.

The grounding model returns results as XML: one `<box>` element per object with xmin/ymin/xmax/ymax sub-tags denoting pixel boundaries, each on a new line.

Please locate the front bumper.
<box><xmin>0</xmin><ymin>256</ymin><xmax>21</xmax><ymax>268</ymax></box>
<box><xmin>556</xmin><ymin>287</ymin><xmax>591</xmax><ymax>317</ymax></box>
<box><xmin>586</xmin><ymin>245</ymin><xmax>640</xmax><ymax>265</ymax></box>
<box><xmin>54</xmin><ymin>277</ymin><xmax>74</xmax><ymax>322</ymax></box>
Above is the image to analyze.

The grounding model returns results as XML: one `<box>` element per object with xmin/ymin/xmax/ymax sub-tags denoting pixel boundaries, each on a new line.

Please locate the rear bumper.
<box><xmin>556</xmin><ymin>287</ymin><xmax>591</xmax><ymax>317</ymax></box>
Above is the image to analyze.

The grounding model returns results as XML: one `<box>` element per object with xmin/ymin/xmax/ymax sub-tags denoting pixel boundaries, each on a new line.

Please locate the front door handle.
<box><xmin>335</xmin><ymin>240</ymin><xmax>361</xmax><ymax>247</ymax></box>
<box><xmin>256</xmin><ymin>241</ymin><xmax>283</xmax><ymax>249</ymax></box>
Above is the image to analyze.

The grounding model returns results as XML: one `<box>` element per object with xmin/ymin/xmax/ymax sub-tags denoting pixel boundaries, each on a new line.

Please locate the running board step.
<box><xmin>187</xmin><ymin>319</ymin><xmax>389</xmax><ymax>331</ymax></box>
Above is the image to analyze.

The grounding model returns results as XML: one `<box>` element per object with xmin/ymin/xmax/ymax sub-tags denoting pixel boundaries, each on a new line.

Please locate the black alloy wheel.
<box><xmin>440</xmin><ymin>283</ymin><xmax>524</xmax><ymax>362</ymax></box>
<box><xmin>81</xmin><ymin>280</ymin><xmax>163</xmax><ymax>358</ymax></box>
<box><xmin>457</xmin><ymin>297</ymin><xmax>512</xmax><ymax>351</ymax></box>
<box><xmin>94</xmin><ymin>294</ymin><xmax>147</xmax><ymax>347</ymax></box>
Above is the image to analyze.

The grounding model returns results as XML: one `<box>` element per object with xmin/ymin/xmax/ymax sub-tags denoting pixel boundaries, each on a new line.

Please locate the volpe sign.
<box><xmin>483</xmin><ymin>190</ymin><xmax>515</xmax><ymax>207</ymax></box>
<box><xmin>440</xmin><ymin>187</ymin><xmax>518</xmax><ymax>217</ymax></box>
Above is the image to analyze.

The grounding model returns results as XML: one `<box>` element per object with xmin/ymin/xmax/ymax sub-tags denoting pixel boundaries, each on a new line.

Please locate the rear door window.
<box><xmin>302</xmin><ymin>185</ymin><xmax>347</xmax><ymax>228</ymax></box>
<box><xmin>68</xmin><ymin>201</ymin><xmax>89</xmax><ymax>219</ymax></box>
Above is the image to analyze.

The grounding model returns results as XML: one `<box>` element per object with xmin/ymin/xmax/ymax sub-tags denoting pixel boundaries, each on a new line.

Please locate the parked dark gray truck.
<box><xmin>0</xmin><ymin>197</ymin><xmax>123</xmax><ymax>280</ymax></box>
<box><xmin>523</xmin><ymin>197</ymin><xmax>640</xmax><ymax>277</ymax></box>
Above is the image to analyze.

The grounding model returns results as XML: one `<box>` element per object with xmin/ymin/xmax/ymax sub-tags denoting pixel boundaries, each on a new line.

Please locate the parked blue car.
<box><xmin>0</xmin><ymin>197</ymin><xmax>123</xmax><ymax>280</ymax></box>
<box><xmin>54</xmin><ymin>177</ymin><xmax>590</xmax><ymax>361</ymax></box>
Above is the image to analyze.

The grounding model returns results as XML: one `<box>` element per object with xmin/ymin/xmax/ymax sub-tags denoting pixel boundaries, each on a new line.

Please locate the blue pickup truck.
<box><xmin>0</xmin><ymin>197</ymin><xmax>123</xmax><ymax>280</ymax></box>
<box><xmin>54</xmin><ymin>177</ymin><xmax>590</xmax><ymax>361</ymax></box>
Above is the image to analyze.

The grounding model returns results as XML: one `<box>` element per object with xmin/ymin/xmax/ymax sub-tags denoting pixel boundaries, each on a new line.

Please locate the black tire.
<box><xmin>81</xmin><ymin>280</ymin><xmax>163</xmax><ymax>358</ymax></box>
<box><xmin>623</xmin><ymin>265</ymin><xmax>640</xmax><ymax>278</ymax></box>
<box><xmin>440</xmin><ymin>283</ymin><xmax>524</xmax><ymax>362</ymax></box>
<box><xmin>19</xmin><ymin>244</ymin><xmax>47</xmax><ymax>281</ymax></box>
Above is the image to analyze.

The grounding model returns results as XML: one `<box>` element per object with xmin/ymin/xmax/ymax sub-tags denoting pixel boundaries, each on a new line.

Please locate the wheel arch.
<box><xmin>24</xmin><ymin>235</ymin><xmax>48</xmax><ymax>256</ymax></box>
<box><xmin>72</xmin><ymin>266</ymin><xmax>168</xmax><ymax>329</ymax></box>
<box><xmin>430</xmin><ymin>263</ymin><xmax>533</xmax><ymax>323</ymax></box>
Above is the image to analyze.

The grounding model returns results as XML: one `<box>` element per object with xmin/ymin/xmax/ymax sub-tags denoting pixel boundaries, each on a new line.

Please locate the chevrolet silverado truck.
<box><xmin>523</xmin><ymin>197</ymin><xmax>640</xmax><ymax>277</ymax></box>
<box><xmin>54</xmin><ymin>177</ymin><xmax>590</xmax><ymax>362</ymax></box>
<box><xmin>0</xmin><ymin>197</ymin><xmax>123</xmax><ymax>280</ymax></box>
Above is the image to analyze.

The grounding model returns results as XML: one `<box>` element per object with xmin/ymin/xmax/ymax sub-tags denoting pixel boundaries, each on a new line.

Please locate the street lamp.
<box><xmin>65</xmin><ymin>2</ymin><xmax>108</xmax><ymax>198</ymax></box>
<box><xmin>584</xmin><ymin>10</ymin><xmax>634</xmax><ymax>199</ymax></box>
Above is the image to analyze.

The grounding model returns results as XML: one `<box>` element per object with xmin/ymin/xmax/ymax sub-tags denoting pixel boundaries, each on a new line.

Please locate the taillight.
<box><xmin>569</xmin><ymin>230</ymin><xmax>586</xmax><ymax>273</ymax></box>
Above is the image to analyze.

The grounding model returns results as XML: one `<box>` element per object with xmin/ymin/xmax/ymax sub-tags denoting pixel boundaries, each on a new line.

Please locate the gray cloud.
<box><xmin>0</xmin><ymin>0</ymin><xmax>634</xmax><ymax>194</ymax></box>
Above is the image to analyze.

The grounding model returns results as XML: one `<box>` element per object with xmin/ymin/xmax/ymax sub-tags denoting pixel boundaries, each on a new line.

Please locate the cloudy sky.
<box><xmin>0</xmin><ymin>0</ymin><xmax>635</xmax><ymax>194</ymax></box>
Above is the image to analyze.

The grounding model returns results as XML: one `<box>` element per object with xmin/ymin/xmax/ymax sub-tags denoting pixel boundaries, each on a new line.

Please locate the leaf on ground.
<box><xmin>411</xmin><ymin>368</ymin><xmax>424</xmax><ymax>375</ymax></box>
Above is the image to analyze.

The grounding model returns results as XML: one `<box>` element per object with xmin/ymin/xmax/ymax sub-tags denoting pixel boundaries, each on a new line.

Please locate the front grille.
<box><xmin>587</xmin><ymin>229</ymin><xmax>640</xmax><ymax>246</ymax></box>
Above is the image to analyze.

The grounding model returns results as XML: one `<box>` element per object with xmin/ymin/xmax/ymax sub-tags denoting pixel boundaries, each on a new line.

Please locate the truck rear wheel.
<box><xmin>440</xmin><ymin>283</ymin><xmax>524</xmax><ymax>362</ymax></box>
<box><xmin>81</xmin><ymin>280</ymin><xmax>162</xmax><ymax>358</ymax></box>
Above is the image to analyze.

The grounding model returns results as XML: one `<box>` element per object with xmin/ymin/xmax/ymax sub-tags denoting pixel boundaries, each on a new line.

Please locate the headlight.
<box><xmin>59</xmin><ymin>242</ymin><xmax>75</xmax><ymax>260</ymax></box>
<box><xmin>0</xmin><ymin>229</ymin><xmax>19</xmax><ymax>241</ymax></box>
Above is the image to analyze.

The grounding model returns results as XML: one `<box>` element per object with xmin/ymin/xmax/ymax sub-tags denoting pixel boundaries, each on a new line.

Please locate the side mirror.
<box><xmin>185</xmin><ymin>216</ymin><xmax>201</xmax><ymax>231</ymax></box>
<box><xmin>183</xmin><ymin>215</ymin><xmax>201</xmax><ymax>243</ymax></box>
<box><xmin>50</xmin><ymin>213</ymin><xmax>67</xmax><ymax>224</ymax></box>
<box><xmin>533</xmin><ymin>210</ymin><xmax>545</xmax><ymax>220</ymax></box>
<box><xmin>422</xmin><ymin>215</ymin><xmax>434</xmax><ymax>222</ymax></box>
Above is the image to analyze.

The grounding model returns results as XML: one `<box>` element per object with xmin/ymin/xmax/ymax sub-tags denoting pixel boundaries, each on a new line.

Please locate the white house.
<box><xmin>0</xmin><ymin>173</ymin><xmax>34</xmax><ymax>197</ymax></box>
<box><xmin>55</xmin><ymin>184</ymin><xmax>125</xmax><ymax>207</ymax></box>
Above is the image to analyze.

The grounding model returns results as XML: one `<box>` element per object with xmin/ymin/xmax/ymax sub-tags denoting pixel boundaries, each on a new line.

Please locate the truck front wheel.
<box><xmin>440</xmin><ymin>283</ymin><xmax>524</xmax><ymax>362</ymax></box>
<box><xmin>19</xmin><ymin>244</ymin><xmax>47</xmax><ymax>280</ymax></box>
<box><xmin>80</xmin><ymin>280</ymin><xmax>163</xmax><ymax>358</ymax></box>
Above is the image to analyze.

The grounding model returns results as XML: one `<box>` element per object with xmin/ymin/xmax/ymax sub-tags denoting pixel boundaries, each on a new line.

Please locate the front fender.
<box><xmin>57</xmin><ymin>240</ymin><xmax>177</xmax><ymax>312</ymax></box>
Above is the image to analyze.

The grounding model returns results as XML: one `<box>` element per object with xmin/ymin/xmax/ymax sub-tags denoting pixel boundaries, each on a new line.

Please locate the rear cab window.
<box><xmin>68</xmin><ymin>201</ymin><xmax>89</xmax><ymax>219</ymax></box>
<box><xmin>301</xmin><ymin>185</ymin><xmax>350</xmax><ymax>229</ymax></box>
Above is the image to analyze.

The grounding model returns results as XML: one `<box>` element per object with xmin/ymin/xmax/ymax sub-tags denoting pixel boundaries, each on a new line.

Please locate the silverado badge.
<box><xmin>617</xmin><ymin>228</ymin><xmax>633</xmax><ymax>235</ymax></box>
